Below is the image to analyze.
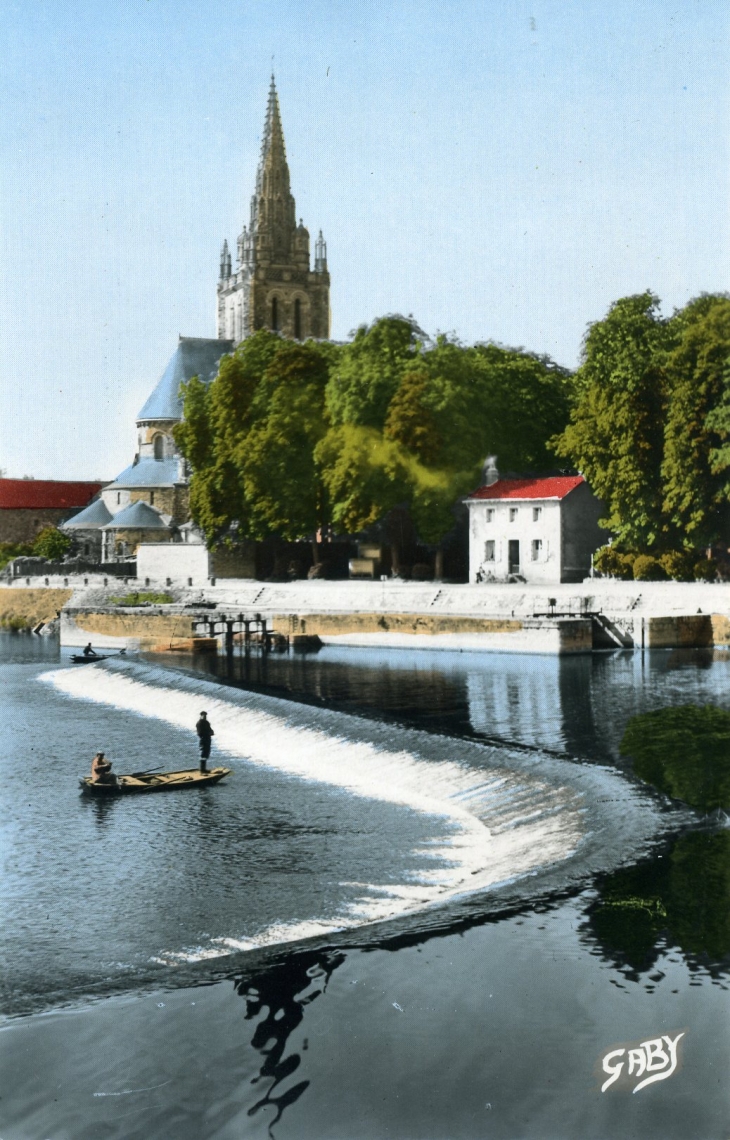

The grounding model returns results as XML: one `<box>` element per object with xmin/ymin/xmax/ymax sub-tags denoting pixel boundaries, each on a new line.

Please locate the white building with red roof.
<box><xmin>465</xmin><ymin>463</ymin><xmax>606</xmax><ymax>585</ymax></box>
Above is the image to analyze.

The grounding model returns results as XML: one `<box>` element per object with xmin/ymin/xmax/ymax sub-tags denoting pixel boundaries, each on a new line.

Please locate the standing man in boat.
<box><xmin>196</xmin><ymin>712</ymin><xmax>214</xmax><ymax>772</ymax></box>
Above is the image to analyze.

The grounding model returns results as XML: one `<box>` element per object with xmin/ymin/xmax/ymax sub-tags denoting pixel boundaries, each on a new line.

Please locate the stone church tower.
<box><xmin>217</xmin><ymin>77</ymin><xmax>330</xmax><ymax>343</ymax></box>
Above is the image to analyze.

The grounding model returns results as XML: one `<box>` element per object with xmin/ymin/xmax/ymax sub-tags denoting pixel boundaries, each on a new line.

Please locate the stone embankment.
<box><xmin>2</xmin><ymin>575</ymin><xmax>728</xmax><ymax>654</ymax></box>
<box><xmin>0</xmin><ymin>588</ymin><xmax>72</xmax><ymax>630</ymax></box>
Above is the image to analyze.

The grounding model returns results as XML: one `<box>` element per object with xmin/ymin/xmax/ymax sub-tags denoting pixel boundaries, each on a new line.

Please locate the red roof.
<box><xmin>0</xmin><ymin>479</ymin><xmax>104</xmax><ymax>510</ymax></box>
<box><xmin>467</xmin><ymin>475</ymin><xmax>585</xmax><ymax>501</ymax></box>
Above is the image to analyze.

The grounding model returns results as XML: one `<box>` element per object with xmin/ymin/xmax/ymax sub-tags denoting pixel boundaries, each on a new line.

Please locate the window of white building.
<box><xmin>486</xmin><ymin>508</ymin><xmax>495</xmax><ymax>523</ymax></box>
<box><xmin>533</xmin><ymin>506</ymin><xmax>542</xmax><ymax>521</ymax></box>
<box><xmin>509</xmin><ymin>507</ymin><xmax>518</xmax><ymax>521</ymax></box>
<box><xmin>531</xmin><ymin>539</ymin><xmax>542</xmax><ymax>561</ymax></box>
<box><xmin>484</xmin><ymin>540</ymin><xmax>495</xmax><ymax>562</ymax></box>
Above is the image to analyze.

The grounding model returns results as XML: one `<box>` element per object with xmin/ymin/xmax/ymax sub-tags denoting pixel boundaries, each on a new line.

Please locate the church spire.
<box><xmin>250</xmin><ymin>75</ymin><xmax>297</xmax><ymax>262</ymax></box>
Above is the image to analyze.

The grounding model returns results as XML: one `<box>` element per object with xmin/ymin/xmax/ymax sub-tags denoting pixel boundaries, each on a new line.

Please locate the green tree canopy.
<box><xmin>33</xmin><ymin>526</ymin><xmax>71</xmax><ymax>561</ymax></box>
<box><xmin>325</xmin><ymin>315</ymin><xmax>423</xmax><ymax>429</ymax></box>
<box><xmin>177</xmin><ymin>317</ymin><xmax>574</xmax><ymax>559</ymax></box>
<box><xmin>552</xmin><ymin>292</ymin><xmax>672</xmax><ymax>550</ymax></box>
<box><xmin>238</xmin><ymin>342</ymin><xmax>332</xmax><ymax>541</ymax></box>
<box><xmin>662</xmin><ymin>295</ymin><xmax>730</xmax><ymax>546</ymax></box>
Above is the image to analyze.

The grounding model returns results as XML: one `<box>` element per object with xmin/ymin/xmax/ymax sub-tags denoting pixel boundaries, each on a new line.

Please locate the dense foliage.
<box><xmin>0</xmin><ymin>527</ymin><xmax>72</xmax><ymax>570</ymax></box>
<box><xmin>553</xmin><ymin>291</ymin><xmax>730</xmax><ymax>562</ymax></box>
<box><xmin>0</xmin><ymin>542</ymin><xmax>33</xmax><ymax>571</ymax></box>
<box><xmin>620</xmin><ymin>704</ymin><xmax>730</xmax><ymax>812</ymax></box>
<box><xmin>175</xmin><ymin>316</ymin><xmax>573</xmax><ymax>561</ymax></box>
<box><xmin>32</xmin><ymin>526</ymin><xmax>72</xmax><ymax>561</ymax></box>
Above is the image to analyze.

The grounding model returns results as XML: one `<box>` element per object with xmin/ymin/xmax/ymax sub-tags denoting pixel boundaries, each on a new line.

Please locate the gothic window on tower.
<box><xmin>153</xmin><ymin>435</ymin><xmax>164</xmax><ymax>461</ymax></box>
<box><xmin>294</xmin><ymin>298</ymin><xmax>302</xmax><ymax>340</ymax></box>
<box><xmin>271</xmin><ymin>296</ymin><xmax>279</xmax><ymax>331</ymax></box>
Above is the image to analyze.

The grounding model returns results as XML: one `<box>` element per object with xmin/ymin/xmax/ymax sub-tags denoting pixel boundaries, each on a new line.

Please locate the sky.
<box><xmin>1</xmin><ymin>0</ymin><xmax>728</xmax><ymax>480</ymax></box>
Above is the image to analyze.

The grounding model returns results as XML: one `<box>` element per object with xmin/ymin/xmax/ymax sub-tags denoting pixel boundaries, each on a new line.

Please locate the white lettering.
<box><xmin>633</xmin><ymin>1033</ymin><xmax>685</xmax><ymax>1094</ymax></box>
<box><xmin>600</xmin><ymin>1031</ymin><xmax>685</xmax><ymax>1094</ymax></box>
<box><xmin>601</xmin><ymin>1048</ymin><xmax>626</xmax><ymax>1092</ymax></box>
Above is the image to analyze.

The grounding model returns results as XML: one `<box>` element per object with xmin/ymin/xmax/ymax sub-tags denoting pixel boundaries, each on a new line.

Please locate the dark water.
<box><xmin>1</xmin><ymin>633</ymin><xmax>729</xmax><ymax>1139</ymax></box>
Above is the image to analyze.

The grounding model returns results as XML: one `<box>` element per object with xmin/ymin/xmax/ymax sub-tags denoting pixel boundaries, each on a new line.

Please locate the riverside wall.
<box><xmin>2</xmin><ymin>576</ymin><xmax>729</xmax><ymax>654</ymax></box>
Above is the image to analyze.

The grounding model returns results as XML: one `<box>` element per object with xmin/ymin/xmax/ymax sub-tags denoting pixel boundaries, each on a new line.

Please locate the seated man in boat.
<box><xmin>82</xmin><ymin>642</ymin><xmax>97</xmax><ymax>658</ymax></box>
<box><xmin>90</xmin><ymin>751</ymin><xmax>117</xmax><ymax>784</ymax></box>
<box><xmin>196</xmin><ymin>712</ymin><xmax>214</xmax><ymax>773</ymax></box>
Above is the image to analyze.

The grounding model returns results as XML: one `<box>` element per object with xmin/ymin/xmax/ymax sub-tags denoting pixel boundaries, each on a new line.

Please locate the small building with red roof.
<box><xmin>0</xmin><ymin>479</ymin><xmax>105</xmax><ymax>545</ymax></box>
<box><xmin>464</xmin><ymin>461</ymin><xmax>606</xmax><ymax>584</ymax></box>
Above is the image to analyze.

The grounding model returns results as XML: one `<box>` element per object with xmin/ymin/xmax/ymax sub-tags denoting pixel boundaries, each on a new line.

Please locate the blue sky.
<box><xmin>1</xmin><ymin>0</ymin><xmax>728</xmax><ymax>479</ymax></box>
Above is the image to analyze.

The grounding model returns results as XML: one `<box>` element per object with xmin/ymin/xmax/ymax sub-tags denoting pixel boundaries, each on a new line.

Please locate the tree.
<box><xmin>662</xmin><ymin>295</ymin><xmax>730</xmax><ymax>546</ymax></box>
<box><xmin>239</xmin><ymin>342</ymin><xmax>331</xmax><ymax>547</ymax></box>
<box><xmin>176</xmin><ymin>334</ymin><xmax>335</xmax><ymax>552</ymax></box>
<box><xmin>325</xmin><ymin>315</ymin><xmax>423</xmax><ymax>429</ymax></box>
<box><xmin>33</xmin><ymin>526</ymin><xmax>71</xmax><ymax>561</ymax></box>
<box><xmin>552</xmin><ymin>293</ymin><xmax>671</xmax><ymax>550</ymax></box>
<box><xmin>315</xmin><ymin>425</ymin><xmax>412</xmax><ymax>534</ymax></box>
<box><xmin>174</xmin><ymin>330</ymin><xmax>282</xmax><ymax>543</ymax></box>
<box><xmin>384</xmin><ymin>367</ymin><xmax>441</xmax><ymax>464</ymax></box>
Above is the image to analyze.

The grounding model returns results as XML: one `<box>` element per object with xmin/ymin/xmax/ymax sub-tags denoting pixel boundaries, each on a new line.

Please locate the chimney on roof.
<box><xmin>482</xmin><ymin>456</ymin><xmax>499</xmax><ymax>487</ymax></box>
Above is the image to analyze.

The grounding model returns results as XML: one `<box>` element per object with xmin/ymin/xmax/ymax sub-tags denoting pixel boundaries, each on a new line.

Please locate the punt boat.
<box><xmin>79</xmin><ymin>767</ymin><xmax>231</xmax><ymax>796</ymax></box>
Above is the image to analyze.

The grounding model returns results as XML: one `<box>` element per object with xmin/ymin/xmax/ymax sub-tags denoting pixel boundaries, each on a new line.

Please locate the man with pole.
<box><xmin>196</xmin><ymin>711</ymin><xmax>214</xmax><ymax>772</ymax></box>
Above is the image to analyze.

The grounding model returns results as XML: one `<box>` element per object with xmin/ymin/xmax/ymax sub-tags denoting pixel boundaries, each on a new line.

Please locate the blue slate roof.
<box><xmin>109</xmin><ymin>458</ymin><xmax>180</xmax><ymax>488</ymax></box>
<box><xmin>103</xmin><ymin>501</ymin><xmax>169</xmax><ymax>529</ymax></box>
<box><xmin>137</xmin><ymin>337</ymin><xmax>234</xmax><ymax>421</ymax></box>
<box><xmin>60</xmin><ymin>498</ymin><xmax>112</xmax><ymax>529</ymax></box>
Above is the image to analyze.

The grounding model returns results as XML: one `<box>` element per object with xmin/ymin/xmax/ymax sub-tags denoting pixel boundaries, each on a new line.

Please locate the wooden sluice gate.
<box><xmin>190</xmin><ymin>612</ymin><xmax>282</xmax><ymax>657</ymax></box>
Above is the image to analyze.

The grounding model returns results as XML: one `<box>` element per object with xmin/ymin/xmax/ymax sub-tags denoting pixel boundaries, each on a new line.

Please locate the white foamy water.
<box><xmin>43</xmin><ymin>659</ymin><xmax>595</xmax><ymax>962</ymax></box>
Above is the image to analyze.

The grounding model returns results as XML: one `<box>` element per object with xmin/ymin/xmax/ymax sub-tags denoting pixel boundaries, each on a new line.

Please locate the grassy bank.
<box><xmin>0</xmin><ymin>589</ymin><xmax>73</xmax><ymax>631</ymax></box>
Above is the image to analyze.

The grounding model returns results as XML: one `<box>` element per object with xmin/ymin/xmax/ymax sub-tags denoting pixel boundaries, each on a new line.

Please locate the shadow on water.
<box><xmin>232</xmin><ymin>949</ymin><xmax>345</xmax><ymax>1134</ymax></box>
<box><xmin>581</xmin><ymin>829</ymin><xmax>730</xmax><ymax>984</ymax></box>
<box><xmin>148</xmin><ymin>645</ymin><xmax>730</xmax><ymax>771</ymax></box>
<box><xmin>620</xmin><ymin>703</ymin><xmax>730</xmax><ymax>812</ymax></box>
<box><xmin>578</xmin><ymin>703</ymin><xmax>730</xmax><ymax>983</ymax></box>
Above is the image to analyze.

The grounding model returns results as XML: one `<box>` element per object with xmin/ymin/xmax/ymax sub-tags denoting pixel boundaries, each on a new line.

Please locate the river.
<box><xmin>1</xmin><ymin>633</ymin><xmax>728</xmax><ymax>1138</ymax></box>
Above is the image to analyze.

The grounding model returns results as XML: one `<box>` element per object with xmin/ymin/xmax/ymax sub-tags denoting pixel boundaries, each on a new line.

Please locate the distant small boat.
<box><xmin>79</xmin><ymin>767</ymin><xmax>232</xmax><ymax>796</ymax></box>
<box><xmin>70</xmin><ymin>651</ymin><xmax>127</xmax><ymax>664</ymax></box>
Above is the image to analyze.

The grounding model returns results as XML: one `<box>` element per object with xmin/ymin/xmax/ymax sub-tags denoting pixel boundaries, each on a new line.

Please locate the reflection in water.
<box><xmin>87</xmin><ymin>796</ymin><xmax>118</xmax><ymax>829</ymax></box>
<box><xmin>582</xmin><ymin>830</ymin><xmax>730</xmax><ymax>983</ymax></box>
<box><xmin>233</xmin><ymin>950</ymin><xmax>345</xmax><ymax>1132</ymax></box>
<box><xmin>620</xmin><ymin>704</ymin><xmax>730</xmax><ymax>811</ymax></box>
<box><xmin>156</xmin><ymin>645</ymin><xmax>730</xmax><ymax>768</ymax></box>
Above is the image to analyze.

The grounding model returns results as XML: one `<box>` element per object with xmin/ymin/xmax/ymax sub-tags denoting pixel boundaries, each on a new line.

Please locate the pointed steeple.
<box><xmin>314</xmin><ymin>230</ymin><xmax>327</xmax><ymax>273</ymax></box>
<box><xmin>249</xmin><ymin>76</ymin><xmax>297</xmax><ymax>263</ymax></box>
<box><xmin>219</xmin><ymin>239</ymin><xmax>231</xmax><ymax>279</ymax></box>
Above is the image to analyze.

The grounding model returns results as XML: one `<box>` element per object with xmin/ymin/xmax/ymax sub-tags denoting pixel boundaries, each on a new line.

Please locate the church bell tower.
<box><xmin>216</xmin><ymin>77</ymin><xmax>330</xmax><ymax>343</ymax></box>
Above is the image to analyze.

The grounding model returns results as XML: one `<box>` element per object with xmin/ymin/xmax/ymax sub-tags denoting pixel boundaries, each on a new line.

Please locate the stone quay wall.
<box><xmin>3</xmin><ymin>576</ymin><xmax>730</xmax><ymax>654</ymax></box>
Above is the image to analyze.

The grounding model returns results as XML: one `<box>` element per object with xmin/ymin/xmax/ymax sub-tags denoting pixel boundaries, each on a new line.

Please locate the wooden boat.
<box><xmin>79</xmin><ymin>767</ymin><xmax>232</xmax><ymax>796</ymax></box>
<box><xmin>71</xmin><ymin>654</ymin><xmax>112</xmax><ymax>664</ymax></box>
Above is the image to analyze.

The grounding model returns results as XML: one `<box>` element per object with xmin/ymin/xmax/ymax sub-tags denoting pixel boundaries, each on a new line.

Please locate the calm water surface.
<box><xmin>1</xmin><ymin>633</ymin><xmax>728</xmax><ymax>1139</ymax></box>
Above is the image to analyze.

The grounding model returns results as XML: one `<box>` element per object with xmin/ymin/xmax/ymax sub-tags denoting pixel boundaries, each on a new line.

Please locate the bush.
<box><xmin>693</xmin><ymin>558</ymin><xmax>718</xmax><ymax>582</ymax></box>
<box><xmin>32</xmin><ymin>527</ymin><xmax>71</xmax><ymax>561</ymax></box>
<box><xmin>109</xmin><ymin>592</ymin><xmax>174</xmax><ymax>606</ymax></box>
<box><xmin>659</xmin><ymin>550</ymin><xmax>695</xmax><ymax>582</ymax></box>
<box><xmin>0</xmin><ymin>542</ymin><xmax>33</xmax><ymax>571</ymax></box>
<box><xmin>632</xmin><ymin>555</ymin><xmax>668</xmax><ymax>581</ymax></box>
<box><xmin>593</xmin><ymin>545</ymin><xmax>635</xmax><ymax>579</ymax></box>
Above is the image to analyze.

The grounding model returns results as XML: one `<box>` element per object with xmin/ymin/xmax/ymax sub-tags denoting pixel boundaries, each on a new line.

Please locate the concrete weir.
<box><xmin>38</xmin><ymin>577</ymin><xmax>730</xmax><ymax>655</ymax></box>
